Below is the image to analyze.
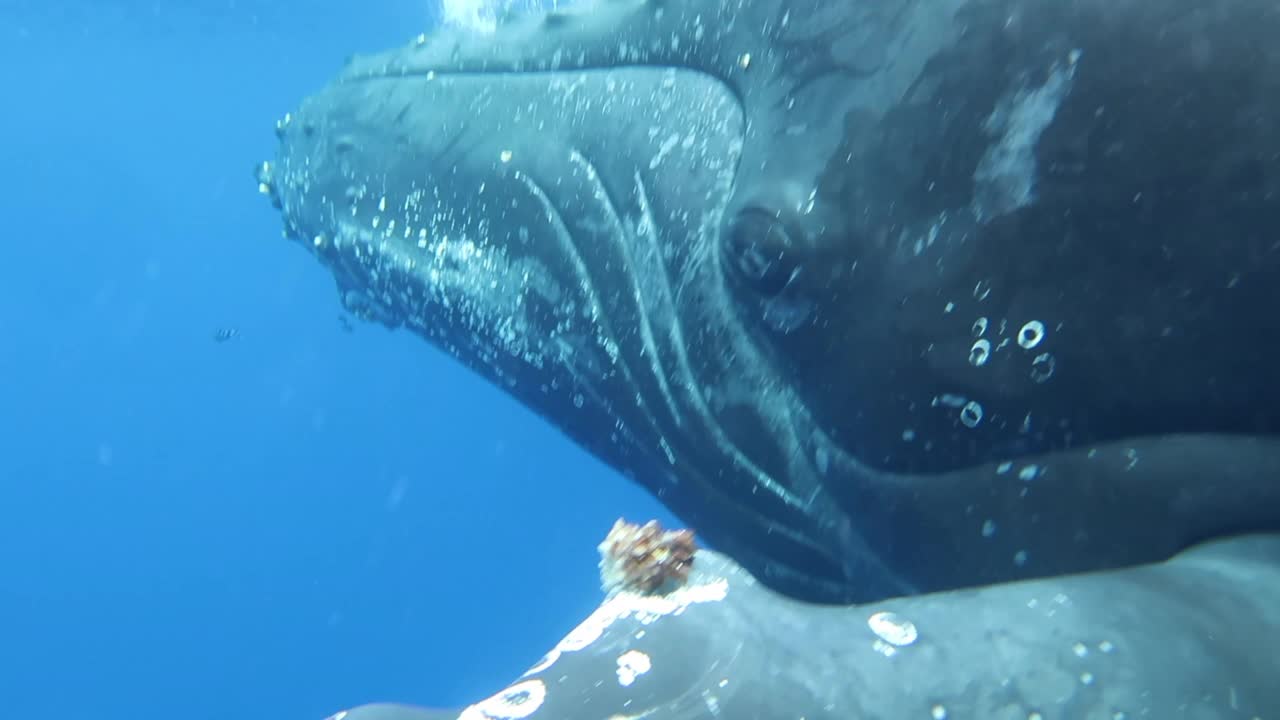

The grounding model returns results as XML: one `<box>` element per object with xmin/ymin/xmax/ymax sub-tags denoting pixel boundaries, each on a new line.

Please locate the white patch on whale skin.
<box><xmin>553</xmin><ymin>578</ymin><xmax>728</xmax><ymax>654</ymax></box>
<box><xmin>521</xmin><ymin>647</ymin><xmax>561</xmax><ymax>676</ymax></box>
<box><xmin>972</xmin><ymin>51</ymin><xmax>1081</xmax><ymax>220</ymax></box>
<box><xmin>615</xmin><ymin>649</ymin><xmax>652</xmax><ymax>686</ymax></box>
<box><xmin>867</xmin><ymin>610</ymin><xmax>919</xmax><ymax>647</ymax></box>
<box><xmin>459</xmin><ymin>679</ymin><xmax>547</xmax><ymax>720</ymax></box>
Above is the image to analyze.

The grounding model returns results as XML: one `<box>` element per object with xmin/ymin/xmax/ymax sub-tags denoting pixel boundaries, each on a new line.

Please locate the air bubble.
<box><xmin>572</xmin><ymin>393</ymin><xmax>584</xmax><ymax>408</ymax></box>
<box><xmin>1013</xmin><ymin>550</ymin><xmax>1028</xmax><ymax>566</ymax></box>
<box><xmin>1018</xmin><ymin>320</ymin><xmax>1046</xmax><ymax>349</ymax></box>
<box><xmin>960</xmin><ymin>401</ymin><xmax>983</xmax><ymax>428</ymax></box>
<box><xmin>934</xmin><ymin>394</ymin><xmax>967</xmax><ymax>408</ymax></box>
<box><xmin>1031</xmin><ymin>353</ymin><xmax>1055</xmax><ymax>383</ymax></box>
<box><xmin>969</xmin><ymin>339</ymin><xmax>992</xmax><ymax>366</ymax></box>
<box><xmin>972</xmin><ymin>317</ymin><xmax>989</xmax><ymax>337</ymax></box>
<box><xmin>932</xmin><ymin>706</ymin><xmax>948</xmax><ymax>720</ymax></box>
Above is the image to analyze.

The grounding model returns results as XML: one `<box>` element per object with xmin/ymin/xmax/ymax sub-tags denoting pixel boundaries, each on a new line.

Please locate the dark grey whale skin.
<box><xmin>331</xmin><ymin>535</ymin><xmax>1280</xmax><ymax>720</ymax></box>
<box><xmin>258</xmin><ymin>0</ymin><xmax>1280</xmax><ymax>605</ymax></box>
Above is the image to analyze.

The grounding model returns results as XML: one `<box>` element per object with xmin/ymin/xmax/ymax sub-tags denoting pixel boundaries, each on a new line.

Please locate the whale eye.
<box><xmin>725</xmin><ymin>207</ymin><xmax>799</xmax><ymax>297</ymax></box>
<box><xmin>724</xmin><ymin>207</ymin><xmax>818</xmax><ymax>333</ymax></box>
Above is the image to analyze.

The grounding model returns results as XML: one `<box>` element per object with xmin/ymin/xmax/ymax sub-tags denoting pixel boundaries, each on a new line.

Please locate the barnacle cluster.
<box><xmin>598</xmin><ymin>518</ymin><xmax>697</xmax><ymax>597</ymax></box>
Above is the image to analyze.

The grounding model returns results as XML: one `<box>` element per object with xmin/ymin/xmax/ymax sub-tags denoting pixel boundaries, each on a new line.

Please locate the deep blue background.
<box><xmin>0</xmin><ymin>2</ymin><xmax>675</xmax><ymax>718</ymax></box>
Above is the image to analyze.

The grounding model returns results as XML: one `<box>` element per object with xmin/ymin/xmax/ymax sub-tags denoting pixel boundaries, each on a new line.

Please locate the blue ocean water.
<box><xmin>0</xmin><ymin>2</ymin><xmax>675</xmax><ymax>718</ymax></box>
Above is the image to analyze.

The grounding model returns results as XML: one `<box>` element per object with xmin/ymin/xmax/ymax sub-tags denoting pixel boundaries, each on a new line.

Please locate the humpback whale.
<box><xmin>258</xmin><ymin>0</ymin><xmax>1280</xmax><ymax>602</ymax></box>
<box><xmin>255</xmin><ymin>0</ymin><xmax>1280</xmax><ymax>712</ymax></box>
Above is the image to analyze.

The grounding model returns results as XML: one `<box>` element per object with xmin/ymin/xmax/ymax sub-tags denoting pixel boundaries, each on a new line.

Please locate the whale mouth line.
<box><xmin>337</xmin><ymin>63</ymin><xmax>747</xmax><ymax>108</ymax></box>
<box><xmin>345</xmin><ymin>65</ymin><xmax>705</xmax><ymax>79</ymax></box>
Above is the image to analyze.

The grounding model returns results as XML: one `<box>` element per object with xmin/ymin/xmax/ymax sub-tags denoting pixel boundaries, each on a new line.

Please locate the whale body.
<box><xmin>330</xmin><ymin>535</ymin><xmax>1280</xmax><ymax>720</ymax></box>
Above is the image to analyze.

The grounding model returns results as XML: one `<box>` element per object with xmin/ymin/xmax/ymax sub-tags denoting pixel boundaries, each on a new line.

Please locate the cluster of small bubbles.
<box><xmin>970</xmin><ymin>338</ymin><xmax>992</xmax><ymax>366</ymax></box>
<box><xmin>960</xmin><ymin>400</ymin><xmax>984</xmax><ymax>428</ymax></box>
